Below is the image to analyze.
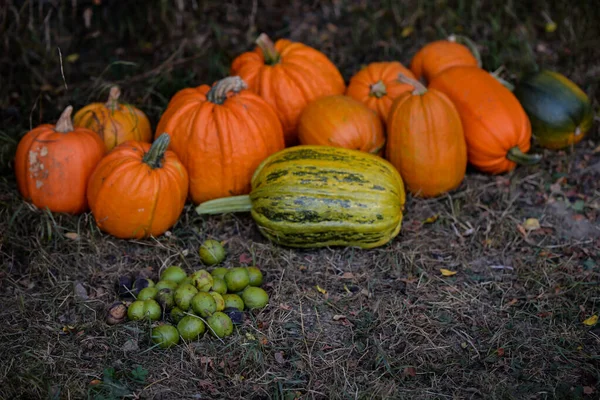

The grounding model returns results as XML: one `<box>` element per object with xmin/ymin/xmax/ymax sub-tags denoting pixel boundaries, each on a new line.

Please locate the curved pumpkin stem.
<box><xmin>448</xmin><ymin>34</ymin><xmax>482</xmax><ymax>69</ymax></box>
<box><xmin>105</xmin><ymin>86</ymin><xmax>121</xmax><ymax>111</ymax></box>
<box><xmin>489</xmin><ymin>67</ymin><xmax>516</xmax><ymax>91</ymax></box>
<box><xmin>195</xmin><ymin>195</ymin><xmax>253</xmax><ymax>215</ymax></box>
<box><xmin>207</xmin><ymin>76</ymin><xmax>248</xmax><ymax>105</ymax></box>
<box><xmin>256</xmin><ymin>33</ymin><xmax>281</xmax><ymax>65</ymax></box>
<box><xmin>397</xmin><ymin>73</ymin><xmax>428</xmax><ymax>95</ymax></box>
<box><xmin>506</xmin><ymin>146</ymin><xmax>542</xmax><ymax>165</ymax></box>
<box><xmin>369</xmin><ymin>80</ymin><xmax>387</xmax><ymax>98</ymax></box>
<box><xmin>55</xmin><ymin>105</ymin><xmax>74</xmax><ymax>133</ymax></box>
<box><xmin>143</xmin><ymin>133</ymin><xmax>170</xmax><ymax>169</ymax></box>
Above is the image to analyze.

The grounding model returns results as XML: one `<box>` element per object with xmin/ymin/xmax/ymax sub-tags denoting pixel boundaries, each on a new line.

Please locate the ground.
<box><xmin>1</xmin><ymin>1</ymin><xmax>600</xmax><ymax>399</ymax></box>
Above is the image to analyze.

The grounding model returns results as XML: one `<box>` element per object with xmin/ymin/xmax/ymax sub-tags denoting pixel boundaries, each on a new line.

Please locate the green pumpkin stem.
<box><xmin>397</xmin><ymin>73</ymin><xmax>428</xmax><ymax>95</ymax></box>
<box><xmin>207</xmin><ymin>76</ymin><xmax>248</xmax><ymax>105</ymax></box>
<box><xmin>55</xmin><ymin>105</ymin><xmax>74</xmax><ymax>133</ymax></box>
<box><xmin>256</xmin><ymin>33</ymin><xmax>281</xmax><ymax>65</ymax></box>
<box><xmin>448</xmin><ymin>34</ymin><xmax>482</xmax><ymax>68</ymax></box>
<box><xmin>490</xmin><ymin>72</ymin><xmax>516</xmax><ymax>91</ymax></box>
<box><xmin>369</xmin><ymin>80</ymin><xmax>387</xmax><ymax>98</ymax></box>
<box><xmin>195</xmin><ymin>195</ymin><xmax>253</xmax><ymax>215</ymax></box>
<box><xmin>105</xmin><ymin>86</ymin><xmax>121</xmax><ymax>111</ymax></box>
<box><xmin>143</xmin><ymin>133</ymin><xmax>170</xmax><ymax>169</ymax></box>
<box><xmin>506</xmin><ymin>146</ymin><xmax>542</xmax><ymax>165</ymax></box>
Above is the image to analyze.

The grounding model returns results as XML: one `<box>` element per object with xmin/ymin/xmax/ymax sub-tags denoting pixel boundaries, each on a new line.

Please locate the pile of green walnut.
<box><xmin>109</xmin><ymin>262</ymin><xmax>269</xmax><ymax>349</ymax></box>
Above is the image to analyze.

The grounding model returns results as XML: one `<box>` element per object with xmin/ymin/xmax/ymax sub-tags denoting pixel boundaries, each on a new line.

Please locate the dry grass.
<box><xmin>1</xmin><ymin>1</ymin><xmax>600</xmax><ymax>399</ymax></box>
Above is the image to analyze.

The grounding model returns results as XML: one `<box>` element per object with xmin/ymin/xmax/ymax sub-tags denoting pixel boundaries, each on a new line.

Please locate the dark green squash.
<box><xmin>195</xmin><ymin>145</ymin><xmax>406</xmax><ymax>249</ymax></box>
<box><xmin>513</xmin><ymin>70</ymin><xmax>594</xmax><ymax>150</ymax></box>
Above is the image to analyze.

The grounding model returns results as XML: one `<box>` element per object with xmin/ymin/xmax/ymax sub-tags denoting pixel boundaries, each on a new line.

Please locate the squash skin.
<box><xmin>197</xmin><ymin>146</ymin><xmax>406</xmax><ymax>249</ymax></box>
<box><xmin>410</xmin><ymin>40</ymin><xmax>479</xmax><ymax>83</ymax></box>
<box><xmin>513</xmin><ymin>70</ymin><xmax>594</xmax><ymax>150</ymax></box>
<box><xmin>428</xmin><ymin>66</ymin><xmax>533</xmax><ymax>174</ymax></box>
<box><xmin>345</xmin><ymin>61</ymin><xmax>416</xmax><ymax>123</ymax></box>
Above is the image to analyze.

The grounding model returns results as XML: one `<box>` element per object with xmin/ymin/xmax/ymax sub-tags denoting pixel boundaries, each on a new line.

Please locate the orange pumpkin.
<box><xmin>298</xmin><ymin>95</ymin><xmax>385</xmax><ymax>154</ymax></box>
<box><xmin>410</xmin><ymin>35</ymin><xmax>480</xmax><ymax>83</ymax></box>
<box><xmin>73</xmin><ymin>86</ymin><xmax>152</xmax><ymax>152</ymax></box>
<box><xmin>230</xmin><ymin>33</ymin><xmax>345</xmax><ymax>145</ymax></box>
<box><xmin>155</xmin><ymin>76</ymin><xmax>285</xmax><ymax>204</ymax></box>
<box><xmin>428</xmin><ymin>66</ymin><xmax>541</xmax><ymax>174</ymax></box>
<box><xmin>14</xmin><ymin>106</ymin><xmax>105</xmax><ymax>214</ymax></box>
<box><xmin>386</xmin><ymin>75</ymin><xmax>467</xmax><ymax>197</ymax></box>
<box><xmin>345</xmin><ymin>61</ymin><xmax>416</xmax><ymax>123</ymax></box>
<box><xmin>87</xmin><ymin>134</ymin><xmax>189</xmax><ymax>239</ymax></box>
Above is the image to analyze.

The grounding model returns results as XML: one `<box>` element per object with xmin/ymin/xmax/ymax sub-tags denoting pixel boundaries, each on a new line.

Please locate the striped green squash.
<box><xmin>195</xmin><ymin>145</ymin><xmax>406</xmax><ymax>249</ymax></box>
<box><xmin>514</xmin><ymin>70</ymin><xmax>594</xmax><ymax>150</ymax></box>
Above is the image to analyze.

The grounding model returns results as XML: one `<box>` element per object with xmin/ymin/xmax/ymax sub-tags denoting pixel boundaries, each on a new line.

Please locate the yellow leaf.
<box><xmin>440</xmin><ymin>269</ymin><xmax>458</xmax><ymax>277</ymax></box>
<box><xmin>65</xmin><ymin>232</ymin><xmax>80</xmax><ymax>240</ymax></box>
<box><xmin>343</xmin><ymin>284</ymin><xmax>351</xmax><ymax>294</ymax></box>
<box><xmin>523</xmin><ymin>218</ymin><xmax>540</xmax><ymax>231</ymax></box>
<box><xmin>401</xmin><ymin>26</ymin><xmax>414</xmax><ymax>38</ymax></box>
<box><xmin>583</xmin><ymin>315</ymin><xmax>598</xmax><ymax>326</ymax></box>
<box><xmin>545</xmin><ymin>21</ymin><xmax>557</xmax><ymax>33</ymax></box>
<box><xmin>65</xmin><ymin>53</ymin><xmax>79</xmax><ymax>63</ymax></box>
<box><xmin>245</xmin><ymin>332</ymin><xmax>256</xmax><ymax>341</ymax></box>
<box><xmin>423</xmin><ymin>214</ymin><xmax>439</xmax><ymax>224</ymax></box>
<box><xmin>315</xmin><ymin>285</ymin><xmax>327</xmax><ymax>294</ymax></box>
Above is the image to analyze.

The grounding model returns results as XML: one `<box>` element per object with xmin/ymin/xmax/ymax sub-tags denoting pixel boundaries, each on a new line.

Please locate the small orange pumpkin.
<box><xmin>230</xmin><ymin>33</ymin><xmax>345</xmax><ymax>145</ymax></box>
<box><xmin>410</xmin><ymin>35</ymin><xmax>480</xmax><ymax>83</ymax></box>
<box><xmin>386</xmin><ymin>75</ymin><xmax>467</xmax><ymax>197</ymax></box>
<box><xmin>345</xmin><ymin>61</ymin><xmax>416</xmax><ymax>123</ymax></box>
<box><xmin>14</xmin><ymin>106</ymin><xmax>105</xmax><ymax>214</ymax></box>
<box><xmin>429</xmin><ymin>66</ymin><xmax>541</xmax><ymax>174</ymax></box>
<box><xmin>155</xmin><ymin>76</ymin><xmax>285</xmax><ymax>204</ymax></box>
<box><xmin>73</xmin><ymin>86</ymin><xmax>152</xmax><ymax>151</ymax></box>
<box><xmin>87</xmin><ymin>134</ymin><xmax>189</xmax><ymax>239</ymax></box>
<box><xmin>298</xmin><ymin>95</ymin><xmax>385</xmax><ymax>154</ymax></box>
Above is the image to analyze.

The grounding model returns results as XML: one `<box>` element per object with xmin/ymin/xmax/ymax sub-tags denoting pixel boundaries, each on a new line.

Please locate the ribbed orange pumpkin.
<box><xmin>410</xmin><ymin>36</ymin><xmax>480</xmax><ymax>83</ymax></box>
<box><xmin>230</xmin><ymin>33</ymin><xmax>345</xmax><ymax>145</ymax></box>
<box><xmin>345</xmin><ymin>61</ymin><xmax>416</xmax><ymax>123</ymax></box>
<box><xmin>155</xmin><ymin>76</ymin><xmax>285</xmax><ymax>204</ymax></box>
<box><xmin>87</xmin><ymin>134</ymin><xmax>188</xmax><ymax>239</ymax></box>
<box><xmin>429</xmin><ymin>66</ymin><xmax>541</xmax><ymax>174</ymax></box>
<box><xmin>73</xmin><ymin>86</ymin><xmax>152</xmax><ymax>152</ymax></box>
<box><xmin>298</xmin><ymin>95</ymin><xmax>385</xmax><ymax>154</ymax></box>
<box><xmin>14</xmin><ymin>106</ymin><xmax>105</xmax><ymax>214</ymax></box>
<box><xmin>386</xmin><ymin>75</ymin><xmax>467</xmax><ymax>197</ymax></box>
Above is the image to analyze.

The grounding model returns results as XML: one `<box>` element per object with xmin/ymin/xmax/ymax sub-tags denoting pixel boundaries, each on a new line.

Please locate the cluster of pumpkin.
<box><xmin>13</xmin><ymin>33</ymin><xmax>594</xmax><ymax>243</ymax></box>
<box><xmin>108</xmin><ymin>241</ymin><xmax>269</xmax><ymax>348</ymax></box>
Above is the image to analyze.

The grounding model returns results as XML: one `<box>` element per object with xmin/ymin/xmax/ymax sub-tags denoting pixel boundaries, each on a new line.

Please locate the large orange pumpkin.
<box><xmin>73</xmin><ymin>86</ymin><xmax>152</xmax><ymax>152</ymax></box>
<box><xmin>155</xmin><ymin>76</ymin><xmax>285</xmax><ymax>204</ymax></box>
<box><xmin>386</xmin><ymin>75</ymin><xmax>467</xmax><ymax>197</ymax></box>
<box><xmin>230</xmin><ymin>33</ymin><xmax>346</xmax><ymax>145</ymax></box>
<box><xmin>14</xmin><ymin>105</ymin><xmax>105</xmax><ymax>214</ymax></box>
<box><xmin>410</xmin><ymin>35</ymin><xmax>480</xmax><ymax>83</ymax></box>
<box><xmin>429</xmin><ymin>66</ymin><xmax>541</xmax><ymax>174</ymax></box>
<box><xmin>298</xmin><ymin>95</ymin><xmax>385</xmax><ymax>154</ymax></box>
<box><xmin>345</xmin><ymin>61</ymin><xmax>416</xmax><ymax>123</ymax></box>
<box><xmin>87</xmin><ymin>134</ymin><xmax>189</xmax><ymax>239</ymax></box>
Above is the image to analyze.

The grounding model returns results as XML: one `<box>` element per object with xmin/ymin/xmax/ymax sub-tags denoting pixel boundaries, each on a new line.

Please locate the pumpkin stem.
<box><xmin>105</xmin><ymin>86</ymin><xmax>121</xmax><ymax>111</ymax></box>
<box><xmin>206</xmin><ymin>76</ymin><xmax>248</xmax><ymax>105</ymax></box>
<box><xmin>55</xmin><ymin>105</ymin><xmax>74</xmax><ymax>133</ymax></box>
<box><xmin>506</xmin><ymin>146</ymin><xmax>542</xmax><ymax>166</ymax></box>
<box><xmin>369</xmin><ymin>80</ymin><xmax>387</xmax><ymax>98</ymax></box>
<box><xmin>142</xmin><ymin>133</ymin><xmax>170</xmax><ymax>169</ymax></box>
<box><xmin>448</xmin><ymin>34</ymin><xmax>482</xmax><ymax>68</ymax></box>
<box><xmin>489</xmin><ymin>71</ymin><xmax>516</xmax><ymax>91</ymax></box>
<box><xmin>397</xmin><ymin>73</ymin><xmax>428</xmax><ymax>95</ymax></box>
<box><xmin>195</xmin><ymin>195</ymin><xmax>253</xmax><ymax>215</ymax></box>
<box><xmin>256</xmin><ymin>33</ymin><xmax>281</xmax><ymax>65</ymax></box>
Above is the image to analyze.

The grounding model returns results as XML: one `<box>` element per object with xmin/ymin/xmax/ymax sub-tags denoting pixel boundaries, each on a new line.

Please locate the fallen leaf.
<box><xmin>332</xmin><ymin>314</ymin><xmax>346</xmax><ymax>321</ymax></box>
<box><xmin>545</xmin><ymin>21</ymin><xmax>557</xmax><ymax>32</ymax></box>
<box><xmin>401</xmin><ymin>26</ymin><xmax>414</xmax><ymax>37</ymax></box>
<box><xmin>343</xmin><ymin>284</ymin><xmax>351</xmax><ymax>294</ymax></box>
<box><xmin>65</xmin><ymin>232</ymin><xmax>80</xmax><ymax>240</ymax></box>
<box><xmin>440</xmin><ymin>268</ymin><xmax>458</xmax><ymax>277</ymax></box>
<box><xmin>274</xmin><ymin>351</ymin><xmax>285</xmax><ymax>364</ymax></box>
<box><xmin>73</xmin><ymin>281</ymin><xmax>88</xmax><ymax>300</ymax></box>
<box><xmin>279</xmin><ymin>303</ymin><xmax>292</xmax><ymax>311</ymax></box>
<box><xmin>65</xmin><ymin>53</ymin><xmax>79</xmax><ymax>63</ymax></box>
<box><xmin>239</xmin><ymin>253</ymin><xmax>252</xmax><ymax>264</ymax></box>
<box><xmin>89</xmin><ymin>379</ymin><xmax>101</xmax><ymax>385</ymax></box>
<box><xmin>245</xmin><ymin>332</ymin><xmax>256</xmax><ymax>341</ymax></box>
<box><xmin>583</xmin><ymin>315</ymin><xmax>598</xmax><ymax>326</ymax></box>
<box><xmin>340</xmin><ymin>272</ymin><xmax>355</xmax><ymax>279</ymax></box>
<box><xmin>315</xmin><ymin>285</ymin><xmax>327</xmax><ymax>294</ymax></box>
<box><xmin>402</xmin><ymin>367</ymin><xmax>416</xmax><ymax>377</ymax></box>
<box><xmin>497</xmin><ymin>348</ymin><xmax>505</xmax><ymax>357</ymax></box>
<box><xmin>583</xmin><ymin>386</ymin><xmax>595</xmax><ymax>395</ymax></box>
<box><xmin>422</xmin><ymin>214</ymin><xmax>439</xmax><ymax>224</ymax></box>
<box><xmin>522</xmin><ymin>218</ymin><xmax>540</xmax><ymax>231</ymax></box>
<box><xmin>360</xmin><ymin>288</ymin><xmax>371</xmax><ymax>297</ymax></box>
